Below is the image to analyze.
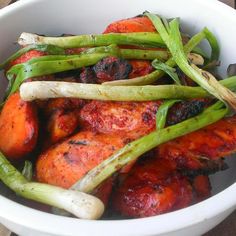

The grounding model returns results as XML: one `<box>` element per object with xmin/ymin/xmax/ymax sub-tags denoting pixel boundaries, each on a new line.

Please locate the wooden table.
<box><xmin>0</xmin><ymin>0</ymin><xmax>235</xmax><ymax>235</ymax></box>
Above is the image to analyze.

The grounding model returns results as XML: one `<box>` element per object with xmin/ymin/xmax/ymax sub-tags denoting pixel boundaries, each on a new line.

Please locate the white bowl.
<box><xmin>0</xmin><ymin>0</ymin><xmax>236</xmax><ymax>235</ymax></box>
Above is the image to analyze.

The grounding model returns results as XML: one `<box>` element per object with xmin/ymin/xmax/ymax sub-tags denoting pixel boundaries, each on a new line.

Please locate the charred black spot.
<box><xmin>79</xmin><ymin>67</ymin><xmax>97</xmax><ymax>84</ymax></box>
<box><xmin>115</xmin><ymin>164</ymin><xmax>123</xmax><ymax>170</ymax></box>
<box><xmin>167</xmin><ymin>100</ymin><xmax>206</xmax><ymax>126</ymax></box>
<box><xmin>68</xmin><ymin>140</ymin><xmax>88</xmax><ymax>145</ymax></box>
<box><xmin>93</xmin><ymin>56</ymin><xmax>132</xmax><ymax>82</ymax></box>
<box><xmin>60</xmin><ymin>33</ymin><xmax>75</xmax><ymax>37</ymax></box>
<box><xmin>142</xmin><ymin>112</ymin><xmax>152</xmax><ymax>124</ymax></box>
<box><xmin>63</xmin><ymin>152</ymin><xmax>78</xmax><ymax>164</ymax></box>
<box><xmin>134</xmin><ymin>13</ymin><xmax>146</xmax><ymax>18</ymax></box>
<box><xmin>152</xmin><ymin>184</ymin><xmax>163</xmax><ymax>193</ymax></box>
<box><xmin>55</xmin><ymin>69</ymin><xmax>81</xmax><ymax>79</ymax></box>
<box><xmin>63</xmin><ymin>152</ymin><xmax>69</xmax><ymax>156</ymax></box>
<box><xmin>123</xmin><ymin>138</ymin><xmax>133</xmax><ymax>145</ymax></box>
<box><xmin>181</xmin><ymin>159</ymin><xmax>228</xmax><ymax>176</ymax></box>
<box><xmin>202</xmin><ymin>72</ymin><xmax>210</xmax><ymax>80</ymax></box>
<box><xmin>176</xmin><ymin>67</ymin><xmax>197</xmax><ymax>86</ymax></box>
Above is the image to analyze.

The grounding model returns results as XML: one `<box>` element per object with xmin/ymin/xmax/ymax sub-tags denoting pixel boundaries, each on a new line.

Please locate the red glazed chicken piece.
<box><xmin>112</xmin><ymin>158</ymin><xmax>193</xmax><ymax>218</ymax></box>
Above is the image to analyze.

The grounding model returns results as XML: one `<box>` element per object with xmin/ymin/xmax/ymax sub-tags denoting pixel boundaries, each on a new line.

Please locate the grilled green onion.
<box><xmin>19</xmin><ymin>76</ymin><xmax>236</xmax><ymax>102</ymax></box>
<box><xmin>18</xmin><ymin>32</ymin><xmax>165</xmax><ymax>48</ymax></box>
<box><xmin>0</xmin><ymin>152</ymin><xmax>104</xmax><ymax>219</ymax></box>
<box><xmin>146</xmin><ymin>13</ymin><xmax>236</xmax><ymax>110</ymax></box>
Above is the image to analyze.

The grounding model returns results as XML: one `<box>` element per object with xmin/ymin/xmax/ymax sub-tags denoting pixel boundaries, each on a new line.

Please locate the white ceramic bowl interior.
<box><xmin>0</xmin><ymin>0</ymin><xmax>236</xmax><ymax>235</ymax></box>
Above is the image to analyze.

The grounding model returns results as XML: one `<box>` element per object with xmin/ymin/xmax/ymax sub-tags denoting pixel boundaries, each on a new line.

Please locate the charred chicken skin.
<box><xmin>79</xmin><ymin>100</ymin><xmax>162</xmax><ymax>139</ymax></box>
<box><xmin>112</xmin><ymin>157</ymin><xmax>211</xmax><ymax>218</ymax></box>
<box><xmin>36</xmin><ymin>100</ymin><xmax>235</xmax><ymax>208</ymax></box>
<box><xmin>157</xmin><ymin>114</ymin><xmax>236</xmax><ymax>171</ymax></box>
<box><xmin>79</xmin><ymin>99</ymin><xmax>206</xmax><ymax>139</ymax></box>
<box><xmin>112</xmin><ymin>158</ymin><xmax>192</xmax><ymax>218</ymax></box>
<box><xmin>36</xmin><ymin>131</ymin><xmax>125</xmax><ymax>189</ymax></box>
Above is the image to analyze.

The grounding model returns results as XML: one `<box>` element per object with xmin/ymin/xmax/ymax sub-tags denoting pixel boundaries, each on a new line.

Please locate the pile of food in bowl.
<box><xmin>0</xmin><ymin>12</ymin><xmax>236</xmax><ymax>220</ymax></box>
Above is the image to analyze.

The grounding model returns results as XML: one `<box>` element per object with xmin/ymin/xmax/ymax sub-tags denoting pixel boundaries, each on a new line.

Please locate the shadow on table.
<box><xmin>204</xmin><ymin>211</ymin><xmax>236</xmax><ymax>236</ymax></box>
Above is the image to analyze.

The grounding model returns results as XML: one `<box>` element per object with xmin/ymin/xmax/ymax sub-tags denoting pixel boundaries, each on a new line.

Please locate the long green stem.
<box><xmin>203</xmin><ymin>27</ymin><xmax>220</xmax><ymax>63</ymax></box>
<box><xmin>7</xmin><ymin>53</ymin><xmax>110</xmax><ymax>96</ymax></box>
<box><xmin>0</xmin><ymin>152</ymin><xmax>104</xmax><ymax>219</ymax></box>
<box><xmin>120</xmin><ymin>48</ymin><xmax>169</xmax><ymax>60</ymax></box>
<box><xmin>5</xmin><ymin>45</ymin><xmax>170</xmax><ymax>98</ymax></box>
<box><xmin>146</xmin><ymin>13</ymin><xmax>236</xmax><ymax>110</ymax></box>
<box><xmin>81</xmin><ymin>44</ymin><xmax>170</xmax><ymax>60</ymax></box>
<box><xmin>152</xmin><ymin>59</ymin><xmax>181</xmax><ymax>85</ymax></box>
<box><xmin>72</xmin><ymin>101</ymin><xmax>228</xmax><ymax>193</ymax></box>
<box><xmin>5</xmin><ymin>45</ymin><xmax>169</xmax><ymax>75</ymax></box>
<box><xmin>18</xmin><ymin>32</ymin><xmax>165</xmax><ymax>48</ymax></box>
<box><xmin>21</xmin><ymin>161</ymin><xmax>33</xmax><ymax>181</ymax></box>
<box><xmin>103</xmin><ymin>30</ymin><xmax>206</xmax><ymax>86</ymax></box>
<box><xmin>0</xmin><ymin>44</ymin><xmax>66</xmax><ymax>70</ymax></box>
<box><xmin>156</xmin><ymin>99</ymin><xmax>180</xmax><ymax>129</ymax></box>
<box><xmin>19</xmin><ymin>76</ymin><xmax>236</xmax><ymax>102</ymax></box>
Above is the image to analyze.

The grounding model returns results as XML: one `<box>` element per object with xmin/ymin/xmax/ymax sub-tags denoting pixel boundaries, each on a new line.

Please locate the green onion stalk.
<box><xmin>145</xmin><ymin>13</ymin><xmax>236</xmax><ymax>110</ymax></box>
<box><xmin>72</xmin><ymin>101</ymin><xmax>228</xmax><ymax>193</ymax></box>
<box><xmin>81</xmin><ymin>44</ymin><xmax>170</xmax><ymax>60</ymax></box>
<box><xmin>5</xmin><ymin>54</ymin><xmax>83</xmax><ymax>97</ymax></box>
<box><xmin>0</xmin><ymin>44</ymin><xmax>66</xmax><ymax>70</ymax></box>
<box><xmin>21</xmin><ymin>161</ymin><xmax>33</xmax><ymax>181</ymax></box>
<box><xmin>19</xmin><ymin>76</ymin><xmax>236</xmax><ymax>102</ymax></box>
<box><xmin>5</xmin><ymin>44</ymin><xmax>201</xmax><ymax>99</ymax></box>
<box><xmin>155</xmin><ymin>99</ymin><xmax>181</xmax><ymax>129</ymax></box>
<box><xmin>103</xmin><ymin>29</ymin><xmax>206</xmax><ymax>86</ymax></box>
<box><xmin>152</xmin><ymin>59</ymin><xmax>181</xmax><ymax>85</ymax></box>
<box><xmin>18</xmin><ymin>32</ymin><xmax>165</xmax><ymax>48</ymax></box>
<box><xmin>6</xmin><ymin>52</ymin><xmax>110</xmax><ymax>97</ymax></box>
<box><xmin>5</xmin><ymin>45</ymin><xmax>170</xmax><ymax>98</ymax></box>
<box><xmin>2</xmin><ymin>44</ymin><xmax>169</xmax><ymax>73</ymax></box>
<box><xmin>103</xmin><ymin>18</ymin><xmax>219</xmax><ymax>86</ymax></box>
<box><xmin>0</xmin><ymin>152</ymin><xmax>104</xmax><ymax>219</ymax></box>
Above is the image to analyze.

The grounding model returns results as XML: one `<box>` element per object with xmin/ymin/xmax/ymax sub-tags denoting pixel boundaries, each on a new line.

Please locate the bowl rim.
<box><xmin>0</xmin><ymin>0</ymin><xmax>236</xmax><ymax>235</ymax></box>
<box><xmin>0</xmin><ymin>183</ymin><xmax>235</xmax><ymax>235</ymax></box>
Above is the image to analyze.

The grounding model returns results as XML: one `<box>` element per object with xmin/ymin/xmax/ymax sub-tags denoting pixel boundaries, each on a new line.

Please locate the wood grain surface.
<box><xmin>0</xmin><ymin>0</ymin><xmax>235</xmax><ymax>236</ymax></box>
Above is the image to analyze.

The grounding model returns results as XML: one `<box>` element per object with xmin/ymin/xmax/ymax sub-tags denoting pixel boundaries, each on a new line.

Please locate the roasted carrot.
<box><xmin>46</xmin><ymin>109</ymin><xmax>79</xmax><ymax>145</ymax></box>
<box><xmin>9</xmin><ymin>50</ymin><xmax>46</xmax><ymax>67</ymax></box>
<box><xmin>103</xmin><ymin>16</ymin><xmax>156</xmax><ymax>34</ymax></box>
<box><xmin>36</xmin><ymin>131</ymin><xmax>125</xmax><ymax>189</ymax></box>
<box><xmin>0</xmin><ymin>93</ymin><xmax>38</xmax><ymax>159</ymax></box>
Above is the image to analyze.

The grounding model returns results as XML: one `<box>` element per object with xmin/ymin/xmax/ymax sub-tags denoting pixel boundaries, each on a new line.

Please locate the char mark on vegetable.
<box><xmin>166</xmin><ymin>100</ymin><xmax>207</xmax><ymax>126</ymax></box>
<box><xmin>69</xmin><ymin>140</ymin><xmax>88</xmax><ymax>146</ymax></box>
<box><xmin>93</xmin><ymin>56</ymin><xmax>132</xmax><ymax>83</ymax></box>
